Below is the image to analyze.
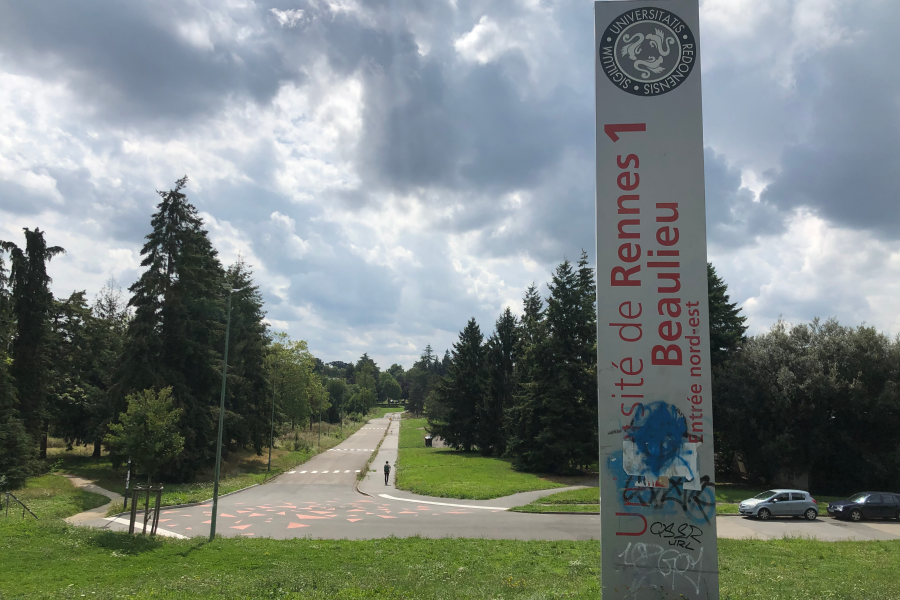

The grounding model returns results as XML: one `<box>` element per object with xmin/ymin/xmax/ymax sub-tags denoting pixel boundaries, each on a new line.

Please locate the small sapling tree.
<box><xmin>105</xmin><ymin>387</ymin><xmax>185</xmax><ymax>484</ymax></box>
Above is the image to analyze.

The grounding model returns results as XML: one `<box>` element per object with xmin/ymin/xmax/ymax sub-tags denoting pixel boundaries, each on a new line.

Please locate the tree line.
<box><xmin>3</xmin><ymin>175</ymin><xmax>898</xmax><ymax>494</ymax></box>
<box><xmin>426</xmin><ymin>252</ymin><xmax>599</xmax><ymax>473</ymax></box>
<box><xmin>2</xmin><ymin>177</ymin><xmax>370</xmax><ymax>489</ymax></box>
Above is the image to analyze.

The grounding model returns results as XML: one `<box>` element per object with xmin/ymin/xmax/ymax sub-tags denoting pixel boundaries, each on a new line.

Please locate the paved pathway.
<box><xmin>71</xmin><ymin>413</ymin><xmax>900</xmax><ymax>542</ymax></box>
<box><xmin>63</xmin><ymin>474</ymin><xmax>122</xmax><ymax>524</ymax></box>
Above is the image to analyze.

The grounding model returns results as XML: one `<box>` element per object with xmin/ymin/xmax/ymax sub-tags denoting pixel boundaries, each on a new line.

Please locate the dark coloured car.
<box><xmin>827</xmin><ymin>492</ymin><xmax>900</xmax><ymax>521</ymax></box>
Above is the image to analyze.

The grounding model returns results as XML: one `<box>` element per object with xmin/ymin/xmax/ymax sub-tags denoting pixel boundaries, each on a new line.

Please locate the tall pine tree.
<box><xmin>505</xmin><ymin>283</ymin><xmax>545</xmax><ymax>457</ymax></box>
<box><xmin>0</xmin><ymin>252</ymin><xmax>34</xmax><ymax>489</ymax></box>
<box><xmin>478</xmin><ymin>308</ymin><xmax>518</xmax><ymax>456</ymax></box>
<box><xmin>707</xmin><ymin>263</ymin><xmax>748</xmax><ymax>370</ymax></box>
<box><xmin>1</xmin><ymin>228</ymin><xmax>65</xmax><ymax>459</ymax></box>
<box><xmin>116</xmin><ymin>176</ymin><xmax>226</xmax><ymax>480</ymax></box>
<box><xmin>509</xmin><ymin>260</ymin><xmax>596</xmax><ymax>473</ymax></box>
<box><xmin>429</xmin><ymin>318</ymin><xmax>486</xmax><ymax>452</ymax></box>
<box><xmin>222</xmin><ymin>258</ymin><xmax>270</xmax><ymax>454</ymax></box>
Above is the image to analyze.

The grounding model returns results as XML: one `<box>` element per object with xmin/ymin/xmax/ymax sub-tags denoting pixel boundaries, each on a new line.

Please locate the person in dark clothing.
<box><xmin>383</xmin><ymin>461</ymin><xmax>391</xmax><ymax>485</ymax></box>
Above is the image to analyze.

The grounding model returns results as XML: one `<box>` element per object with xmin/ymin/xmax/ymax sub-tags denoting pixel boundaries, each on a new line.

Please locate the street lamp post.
<box><xmin>210</xmin><ymin>287</ymin><xmax>239</xmax><ymax>542</ymax></box>
<box><xmin>267</xmin><ymin>366</ymin><xmax>277</xmax><ymax>474</ymax></box>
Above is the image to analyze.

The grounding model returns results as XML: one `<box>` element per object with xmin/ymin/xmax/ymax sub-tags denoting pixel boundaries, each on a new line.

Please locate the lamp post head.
<box><xmin>222</xmin><ymin>283</ymin><xmax>246</xmax><ymax>295</ymax></box>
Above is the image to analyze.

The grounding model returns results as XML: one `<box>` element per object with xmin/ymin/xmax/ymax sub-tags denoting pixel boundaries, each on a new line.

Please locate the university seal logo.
<box><xmin>599</xmin><ymin>8</ymin><xmax>696</xmax><ymax>97</ymax></box>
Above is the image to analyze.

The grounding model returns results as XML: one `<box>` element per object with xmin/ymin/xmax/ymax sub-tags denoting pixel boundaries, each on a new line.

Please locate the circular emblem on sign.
<box><xmin>599</xmin><ymin>8</ymin><xmax>696</xmax><ymax>97</ymax></box>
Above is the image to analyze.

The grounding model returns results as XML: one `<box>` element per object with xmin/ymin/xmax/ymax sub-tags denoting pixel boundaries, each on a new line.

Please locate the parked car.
<box><xmin>827</xmin><ymin>492</ymin><xmax>900</xmax><ymax>521</ymax></box>
<box><xmin>738</xmin><ymin>489</ymin><xmax>819</xmax><ymax>521</ymax></box>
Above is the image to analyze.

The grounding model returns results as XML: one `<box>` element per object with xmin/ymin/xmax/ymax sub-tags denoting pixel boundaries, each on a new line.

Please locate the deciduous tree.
<box><xmin>105</xmin><ymin>387</ymin><xmax>185</xmax><ymax>485</ymax></box>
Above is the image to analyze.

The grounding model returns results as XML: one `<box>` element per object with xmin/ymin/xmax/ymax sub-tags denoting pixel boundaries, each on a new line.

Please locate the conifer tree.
<box><xmin>707</xmin><ymin>263</ymin><xmax>748</xmax><ymax>370</ymax></box>
<box><xmin>510</xmin><ymin>260</ymin><xmax>596</xmax><ymax>473</ymax></box>
<box><xmin>505</xmin><ymin>284</ymin><xmax>545</xmax><ymax>456</ymax></box>
<box><xmin>429</xmin><ymin>318</ymin><xmax>486</xmax><ymax>452</ymax></box>
<box><xmin>478</xmin><ymin>308</ymin><xmax>518</xmax><ymax>456</ymax></box>
<box><xmin>222</xmin><ymin>258</ymin><xmax>270</xmax><ymax>454</ymax></box>
<box><xmin>440</xmin><ymin>350</ymin><xmax>451</xmax><ymax>376</ymax></box>
<box><xmin>1</xmin><ymin>228</ymin><xmax>65</xmax><ymax>458</ymax></box>
<box><xmin>116</xmin><ymin>176</ymin><xmax>226</xmax><ymax>480</ymax></box>
<box><xmin>0</xmin><ymin>253</ymin><xmax>34</xmax><ymax>489</ymax></box>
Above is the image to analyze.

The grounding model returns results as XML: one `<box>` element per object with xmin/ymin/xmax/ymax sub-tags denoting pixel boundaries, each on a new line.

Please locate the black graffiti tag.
<box><xmin>622</xmin><ymin>475</ymin><xmax>716</xmax><ymax>524</ymax></box>
<box><xmin>649</xmin><ymin>521</ymin><xmax>703</xmax><ymax>551</ymax></box>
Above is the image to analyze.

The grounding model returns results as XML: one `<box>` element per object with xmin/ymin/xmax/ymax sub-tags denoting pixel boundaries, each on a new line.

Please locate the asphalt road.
<box><xmin>81</xmin><ymin>413</ymin><xmax>900</xmax><ymax>542</ymax></box>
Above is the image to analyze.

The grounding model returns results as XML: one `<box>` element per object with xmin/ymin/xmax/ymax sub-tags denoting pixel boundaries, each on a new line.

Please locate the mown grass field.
<box><xmin>393</xmin><ymin>418</ymin><xmax>567</xmax><ymax>499</ymax></box>
<box><xmin>50</xmin><ymin>411</ymin><xmax>383</xmax><ymax>511</ymax></box>
<box><xmin>511</xmin><ymin>487</ymin><xmax>599</xmax><ymax>513</ymax></box>
<box><xmin>370</xmin><ymin>406</ymin><xmax>404</xmax><ymax>419</ymax></box>
<box><xmin>5</xmin><ymin>475</ymin><xmax>900</xmax><ymax>599</ymax></box>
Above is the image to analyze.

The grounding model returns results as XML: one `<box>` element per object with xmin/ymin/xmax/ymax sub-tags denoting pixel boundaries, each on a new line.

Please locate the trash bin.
<box><xmin>424</xmin><ymin>435</ymin><xmax>433</xmax><ymax>447</ymax></box>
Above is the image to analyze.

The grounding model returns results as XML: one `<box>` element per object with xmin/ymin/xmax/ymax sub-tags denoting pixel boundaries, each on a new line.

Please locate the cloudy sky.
<box><xmin>0</xmin><ymin>0</ymin><xmax>897</xmax><ymax>368</ymax></box>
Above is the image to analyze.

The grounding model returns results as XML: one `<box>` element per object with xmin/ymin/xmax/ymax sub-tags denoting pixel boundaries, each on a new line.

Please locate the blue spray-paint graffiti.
<box><xmin>622</xmin><ymin>401</ymin><xmax>697</xmax><ymax>483</ymax></box>
<box><xmin>627</xmin><ymin>401</ymin><xmax>693</xmax><ymax>478</ymax></box>
<box><xmin>608</xmin><ymin>401</ymin><xmax>715</xmax><ymax>524</ymax></box>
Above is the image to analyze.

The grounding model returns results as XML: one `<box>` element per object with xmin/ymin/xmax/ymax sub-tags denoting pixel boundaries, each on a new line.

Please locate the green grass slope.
<box><xmin>393</xmin><ymin>418</ymin><xmax>566</xmax><ymax>500</ymax></box>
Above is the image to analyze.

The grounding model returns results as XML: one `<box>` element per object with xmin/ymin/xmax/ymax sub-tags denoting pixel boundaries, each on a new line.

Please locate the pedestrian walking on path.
<box><xmin>383</xmin><ymin>461</ymin><xmax>391</xmax><ymax>485</ymax></box>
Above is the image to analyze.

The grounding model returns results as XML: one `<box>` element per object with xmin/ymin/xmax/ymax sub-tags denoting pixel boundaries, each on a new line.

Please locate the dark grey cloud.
<box><xmin>355</xmin><ymin>48</ymin><xmax>591</xmax><ymax>195</ymax></box>
<box><xmin>0</xmin><ymin>0</ymin><xmax>296</xmax><ymax>123</ymax></box>
<box><xmin>738</xmin><ymin>3</ymin><xmax>900</xmax><ymax>238</ymax></box>
<box><xmin>3</xmin><ymin>0</ymin><xmax>900</xmax><ymax>366</ymax></box>
<box><xmin>704</xmin><ymin>147</ymin><xmax>785</xmax><ymax>248</ymax></box>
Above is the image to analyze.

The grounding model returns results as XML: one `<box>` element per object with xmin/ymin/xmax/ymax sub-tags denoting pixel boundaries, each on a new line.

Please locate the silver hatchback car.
<box><xmin>739</xmin><ymin>489</ymin><xmax>819</xmax><ymax>521</ymax></box>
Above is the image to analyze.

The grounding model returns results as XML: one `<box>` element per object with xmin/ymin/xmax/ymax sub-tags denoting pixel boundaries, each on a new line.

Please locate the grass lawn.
<box><xmin>510</xmin><ymin>488</ymin><xmax>599</xmax><ymax>513</ymax></box>
<box><xmin>394</xmin><ymin>418</ymin><xmax>569</xmax><ymax>500</ymax></box>
<box><xmin>49</xmin><ymin>410</ymin><xmax>383</xmax><ymax>511</ymax></box>
<box><xmin>6</xmin><ymin>475</ymin><xmax>900</xmax><ymax>599</ymax></box>
<box><xmin>513</xmin><ymin>503</ymin><xmax>599</xmax><ymax>513</ymax></box>
<box><xmin>370</xmin><ymin>406</ymin><xmax>404</xmax><ymax>419</ymax></box>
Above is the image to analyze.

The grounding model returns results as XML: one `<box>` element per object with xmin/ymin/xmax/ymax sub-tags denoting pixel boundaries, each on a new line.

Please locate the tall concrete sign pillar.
<box><xmin>595</xmin><ymin>1</ymin><xmax>719</xmax><ymax>598</ymax></box>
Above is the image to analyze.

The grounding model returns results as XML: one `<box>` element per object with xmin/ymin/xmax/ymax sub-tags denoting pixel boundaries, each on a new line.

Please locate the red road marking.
<box><xmin>277</xmin><ymin>511</ymin><xmax>286</xmax><ymax>515</ymax></box>
<box><xmin>219</xmin><ymin>513</ymin><xmax>236</xmax><ymax>518</ymax></box>
<box><xmin>347</xmin><ymin>518</ymin><xmax>362</xmax><ymax>523</ymax></box>
<box><xmin>230</xmin><ymin>524</ymin><xmax>252</xmax><ymax>530</ymax></box>
<box><xmin>248</xmin><ymin>513</ymin><xmax>265</xmax><ymax>517</ymax></box>
<box><xmin>378</xmin><ymin>515</ymin><xmax>397</xmax><ymax>519</ymax></box>
<box><xmin>288</xmin><ymin>522</ymin><xmax>309</xmax><ymax>529</ymax></box>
